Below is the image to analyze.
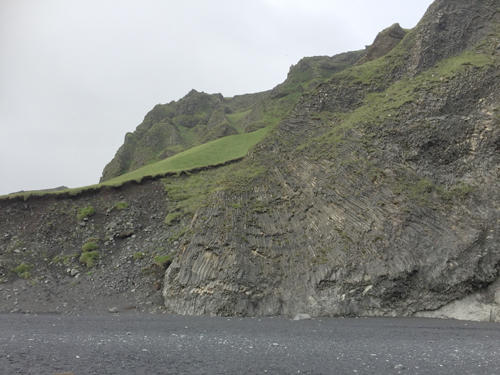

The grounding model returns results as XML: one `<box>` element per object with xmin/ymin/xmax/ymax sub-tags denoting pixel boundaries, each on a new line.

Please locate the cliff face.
<box><xmin>162</xmin><ymin>0</ymin><xmax>500</xmax><ymax>318</ymax></box>
<box><xmin>0</xmin><ymin>0</ymin><xmax>499</xmax><ymax>320</ymax></box>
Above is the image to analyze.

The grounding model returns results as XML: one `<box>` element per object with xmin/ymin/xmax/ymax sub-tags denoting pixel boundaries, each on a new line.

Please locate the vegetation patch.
<box><xmin>162</xmin><ymin>160</ymin><xmax>265</xmax><ymax>224</ymax></box>
<box><xmin>252</xmin><ymin>200</ymin><xmax>268</xmax><ymax>214</ymax></box>
<box><xmin>77</xmin><ymin>205</ymin><xmax>95</xmax><ymax>221</ymax></box>
<box><xmin>103</xmin><ymin>127</ymin><xmax>271</xmax><ymax>186</ymax></box>
<box><xmin>114</xmin><ymin>201</ymin><xmax>129</xmax><ymax>210</ymax></box>
<box><xmin>438</xmin><ymin>183</ymin><xmax>475</xmax><ymax>202</ymax></box>
<box><xmin>52</xmin><ymin>254</ymin><xmax>77</xmax><ymax>266</ymax></box>
<box><xmin>165</xmin><ymin>211</ymin><xmax>182</xmax><ymax>226</ymax></box>
<box><xmin>82</xmin><ymin>240</ymin><xmax>99</xmax><ymax>252</ymax></box>
<box><xmin>226</xmin><ymin>109</ymin><xmax>252</xmax><ymax>132</ymax></box>
<box><xmin>79</xmin><ymin>251</ymin><xmax>99</xmax><ymax>268</ymax></box>
<box><xmin>154</xmin><ymin>253</ymin><xmax>175</xmax><ymax>269</ymax></box>
<box><xmin>133</xmin><ymin>252</ymin><xmax>145</xmax><ymax>261</ymax></box>
<box><xmin>393</xmin><ymin>175</ymin><xmax>476</xmax><ymax>206</ymax></box>
<box><xmin>13</xmin><ymin>263</ymin><xmax>32</xmax><ymax>279</ymax></box>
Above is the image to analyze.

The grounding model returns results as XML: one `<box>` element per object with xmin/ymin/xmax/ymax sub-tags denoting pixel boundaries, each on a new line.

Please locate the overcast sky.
<box><xmin>0</xmin><ymin>0</ymin><xmax>434</xmax><ymax>194</ymax></box>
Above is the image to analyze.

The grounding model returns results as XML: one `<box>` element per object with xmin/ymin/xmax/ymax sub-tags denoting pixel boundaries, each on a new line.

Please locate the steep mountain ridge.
<box><xmin>0</xmin><ymin>0</ymin><xmax>498</xmax><ymax>320</ymax></box>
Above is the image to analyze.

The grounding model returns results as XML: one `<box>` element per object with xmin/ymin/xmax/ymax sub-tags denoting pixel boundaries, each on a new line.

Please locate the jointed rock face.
<box><xmin>0</xmin><ymin>0</ymin><xmax>499</xmax><ymax>320</ymax></box>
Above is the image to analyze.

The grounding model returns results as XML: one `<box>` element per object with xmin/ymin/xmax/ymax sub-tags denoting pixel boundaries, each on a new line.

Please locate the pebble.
<box><xmin>69</xmin><ymin>268</ymin><xmax>80</xmax><ymax>276</ymax></box>
<box><xmin>293</xmin><ymin>313</ymin><xmax>312</xmax><ymax>321</ymax></box>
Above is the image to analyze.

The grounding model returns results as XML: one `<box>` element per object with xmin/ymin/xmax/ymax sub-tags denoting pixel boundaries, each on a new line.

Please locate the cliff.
<box><xmin>161</xmin><ymin>0</ymin><xmax>500</xmax><ymax>318</ymax></box>
<box><xmin>0</xmin><ymin>0</ymin><xmax>499</xmax><ymax>320</ymax></box>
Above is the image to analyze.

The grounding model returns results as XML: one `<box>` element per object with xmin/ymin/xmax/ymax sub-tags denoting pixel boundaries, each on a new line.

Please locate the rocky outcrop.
<box><xmin>416</xmin><ymin>278</ymin><xmax>500</xmax><ymax>322</ymax></box>
<box><xmin>271</xmin><ymin>50</ymin><xmax>364</xmax><ymax>97</ymax></box>
<box><xmin>357</xmin><ymin>23</ymin><xmax>407</xmax><ymax>65</ymax></box>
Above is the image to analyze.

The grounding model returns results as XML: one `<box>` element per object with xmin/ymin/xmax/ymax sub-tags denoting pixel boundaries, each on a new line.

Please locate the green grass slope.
<box><xmin>103</xmin><ymin>126</ymin><xmax>271</xmax><ymax>185</ymax></box>
<box><xmin>1</xmin><ymin>127</ymin><xmax>271</xmax><ymax>200</ymax></box>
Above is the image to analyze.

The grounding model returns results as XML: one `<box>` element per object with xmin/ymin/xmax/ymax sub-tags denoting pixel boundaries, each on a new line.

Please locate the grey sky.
<box><xmin>0</xmin><ymin>0</ymin><xmax>434</xmax><ymax>194</ymax></box>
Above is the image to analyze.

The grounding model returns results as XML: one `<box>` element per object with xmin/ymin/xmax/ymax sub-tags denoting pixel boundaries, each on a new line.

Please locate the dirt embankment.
<box><xmin>0</xmin><ymin>180</ymin><xmax>172</xmax><ymax>314</ymax></box>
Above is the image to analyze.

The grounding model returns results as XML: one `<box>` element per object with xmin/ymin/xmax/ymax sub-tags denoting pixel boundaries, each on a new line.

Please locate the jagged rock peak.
<box><xmin>383</xmin><ymin>23</ymin><xmax>406</xmax><ymax>39</ymax></box>
<box><xmin>357</xmin><ymin>23</ymin><xmax>407</xmax><ymax>64</ymax></box>
<box><xmin>180</xmin><ymin>89</ymin><xmax>224</xmax><ymax>106</ymax></box>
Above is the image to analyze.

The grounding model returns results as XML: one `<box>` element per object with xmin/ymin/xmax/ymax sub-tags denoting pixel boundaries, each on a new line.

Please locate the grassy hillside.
<box><xmin>103</xmin><ymin>126</ymin><xmax>271</xmax><ymax>185</ymax></box>
<box><xmin>101</xmin><ymin>50</ymin><xmax>364</xmax><ymax>181</ymax></box>
<box><xmin>1</xmin><ymin>127</ymin><xmax>271</xmax><ymax>200</ymax></box>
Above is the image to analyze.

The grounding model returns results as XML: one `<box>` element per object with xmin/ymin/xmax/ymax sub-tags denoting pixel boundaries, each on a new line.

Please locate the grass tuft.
<box><xmin>154</xmin><ymin>254</ymin><xmax>175</xmax><ymax>269</ymax></box>
<box><xmin>82</xmin><ymin>240</ymin><xmax>99</xmax><ymax>252</ymax></box>
<box><xmin>114</xmin><ymin>201</ymin><xmax>129</xmax><ymax>210</ymax></box>
<box><xmin>13</xmin><ymin>263</ymin><xmax>32</xmax><ymax>279</ymax></box>
<box><xmin>133</xmin><ymin>252</ymin><xmax>145</xmax><ymax>261</ymax></box>
<box><xmin>79</xmin><ymin>251</ymin><xmax>99</xmax><ymax>268</ymax></box>
<box><xmin>77</xmin><ymin>206</ymin><xmax>95</xmax><ymax>221</ymax></box>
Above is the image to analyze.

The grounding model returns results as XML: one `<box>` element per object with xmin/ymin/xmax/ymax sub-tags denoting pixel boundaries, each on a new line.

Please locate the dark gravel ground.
<box><xmin>0</xmin><ymin>314</ymin><xmax>499</xmax><ymax>375</ymax></box>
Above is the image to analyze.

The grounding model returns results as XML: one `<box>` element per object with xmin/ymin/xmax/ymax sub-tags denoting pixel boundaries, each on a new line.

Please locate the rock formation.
<box><xmin>161</xmin><ymin>0</ymin><xmax>500</xmax><ymax>319</ymax></box>
<box><xmin>0</xmin><ymin>0</ymin><xmax>499</xmax><ymax>321</ymax></box>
